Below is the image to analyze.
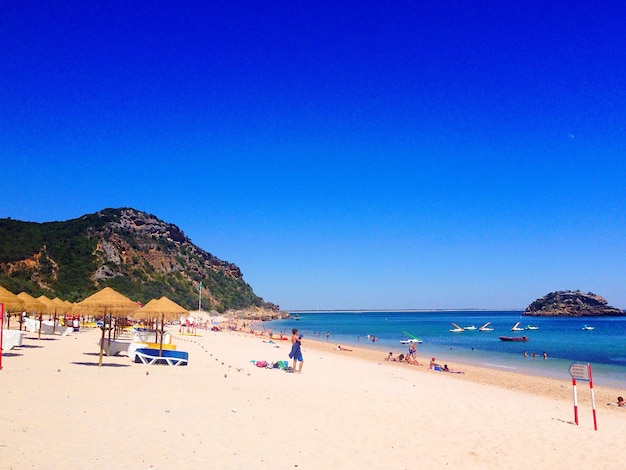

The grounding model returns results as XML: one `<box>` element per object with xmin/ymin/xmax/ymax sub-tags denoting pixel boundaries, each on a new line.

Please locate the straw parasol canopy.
<box><xmin>17</xmin><ymin>292</ymin><xmax>45</xmax><ymax>314</ymax></box>
<box><xmin>0</xmin><ymin>285</ymin><xmax>26</xmax><ymax>313</ymax></box>
<box><xmin>76</xmin><ymin>287</ymin><xmax>139</xmax><ymax>366</ymax></box>
<box><xmin>36</xmin><ymin>295</ymin><xmax>57</xmax><ymax>315</ymax></box>
<box><xmin>134</xmin><ymin>296</ymin><xmax>188</xmax><ymax>322</ymax></box>
<box><xmin>51</xmin><ymin>297</ymin><xmax>72</xmax><ymax>315</ymax></box>
<box><xmin>76</xmin><ymin>287</ymin><xmax>138</xmax><ymax>316</ymax></box>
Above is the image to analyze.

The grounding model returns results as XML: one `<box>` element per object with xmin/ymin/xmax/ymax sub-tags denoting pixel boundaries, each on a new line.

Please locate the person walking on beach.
<box><xmin>289</xmin><ymin>328</ymin><xmax>303</xmax><ymax>373</ymax></box>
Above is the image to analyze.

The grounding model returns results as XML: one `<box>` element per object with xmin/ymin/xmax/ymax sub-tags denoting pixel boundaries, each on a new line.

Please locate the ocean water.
<box><xmin>261</xmin><ymin>311</ymin><xmax>626</xmax><ymax>389</ymax></box>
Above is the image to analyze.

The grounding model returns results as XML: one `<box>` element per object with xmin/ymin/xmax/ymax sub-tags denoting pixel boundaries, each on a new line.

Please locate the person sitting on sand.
<box><xmin>398</xmin><ymin>353</ymin><xmax>405</xmax><ymax>362</ymax></box>
<box><xmin>429</xmin><ymin>357</ymin><xmax>441</xmax><ymax>370</ymax></box>
<box><xmin>404</xmin><ymin>353</ymin><xmax>416</xmax><ymax>365</ymax></box>
<box><xmin>442</xmin><ymin>364</ymin><xmax>465</xmax><ymax>374</ymax></box>
<box><xmin>618</xmin><ymin>396</ymin><xmax>625</xmax><ymax>407</ymax></box>
<box><xmin>385</xmin><ymin>352</ymin><xmax>396</xmax><ymax>362</ymax></box>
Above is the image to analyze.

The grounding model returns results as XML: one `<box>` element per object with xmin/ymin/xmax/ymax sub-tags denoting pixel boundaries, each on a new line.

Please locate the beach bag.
<box><xmin>256</xmin><ymin>360</ymin><xmax>268</xmax><ymax>368</ymax></box>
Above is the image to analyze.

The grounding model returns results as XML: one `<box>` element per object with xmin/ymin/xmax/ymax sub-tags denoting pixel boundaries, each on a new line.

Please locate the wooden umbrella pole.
<box><xmin>98</xmin><ymin>309</ymin><xmax>107</xmax><ymax>367</ymax></box>
<box><xmin>106</xmin><ymin>314</ymin><xmax>113</xmax><ymax>356</ymax></box>
<box><xmin>159</xmin><ymin>313</ymin><xmax>164</xmax><ymax>357</ymax></box>
<box><xmin>37</xmin><ymin>313</ymin><xmax>42</xmax><ymax>340</ymax></box>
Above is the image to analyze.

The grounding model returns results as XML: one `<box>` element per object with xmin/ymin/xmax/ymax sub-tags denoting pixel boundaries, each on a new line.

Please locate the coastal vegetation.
<box><xmin>0</xmin><ymin>208</ymin><xmax>279</xmax><ymax>313</ymax></box>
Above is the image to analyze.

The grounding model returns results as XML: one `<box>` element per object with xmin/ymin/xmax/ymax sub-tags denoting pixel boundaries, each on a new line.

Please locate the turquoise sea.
<box><xmin>261</xmin><ymin>311</ymin><xmax>626</xmax><ymax>389</ymax></box>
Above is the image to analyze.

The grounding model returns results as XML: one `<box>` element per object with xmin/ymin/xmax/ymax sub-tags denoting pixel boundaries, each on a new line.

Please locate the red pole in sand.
<box><xmin>588</xmin><ymin>364</ymin><xmax>598</xmax><ymax>431</ymax></box>
<box><xmin>572</xmin><ymin>377</ymin><xmax>578</xmax><ymax>425</ymax></box>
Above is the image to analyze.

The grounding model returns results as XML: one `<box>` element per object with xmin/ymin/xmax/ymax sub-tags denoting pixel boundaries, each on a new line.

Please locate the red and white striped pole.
<box><xmin>588</xmin><ymin>363</ymin><xmax>598</xmax><ymax>431</ymax></box>
<box><xmin>572</xmin><ymin>376</ymin><xmax>578</xmax><ymax>425</ymax></box>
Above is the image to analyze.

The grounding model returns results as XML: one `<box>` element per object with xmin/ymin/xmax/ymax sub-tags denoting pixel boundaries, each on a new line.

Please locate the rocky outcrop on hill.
<box><xmin>523</xmin><ymin>290</ymin><xmax>624</xmax><ymax>316</ymax></box>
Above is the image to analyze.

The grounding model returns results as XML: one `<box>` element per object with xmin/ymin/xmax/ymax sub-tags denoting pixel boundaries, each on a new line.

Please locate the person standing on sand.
<box><xmin>289</xmin><ymin>328</ymin><xmax>303</xmax><ymax>373</ymax></box>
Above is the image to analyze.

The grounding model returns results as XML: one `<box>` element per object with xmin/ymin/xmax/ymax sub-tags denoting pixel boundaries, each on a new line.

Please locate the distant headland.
<box><xmin>523</xmin><ymin>290</ymin><xmax>624</xmax><ymax>317</ymax></box>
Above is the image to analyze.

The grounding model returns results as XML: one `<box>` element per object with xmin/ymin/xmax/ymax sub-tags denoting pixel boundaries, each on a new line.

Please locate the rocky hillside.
<box><xmin>523</xmin><ymin>290</ymin><xmax>624</xmax><ymax>316</ymax></box>
<box><xmin>0</xmin><ymin>208</ymin><xmax>280</xmax><ymax>314</ymax></box>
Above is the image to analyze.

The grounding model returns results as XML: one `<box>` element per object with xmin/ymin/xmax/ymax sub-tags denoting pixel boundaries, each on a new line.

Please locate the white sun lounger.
<box><xmin>23</xmin><ymin>318</ymin><xmax>71</xmax><ymax>335</ymax></box>
<box><xmin>2</xmin><ymin>330</ymin><xmax>27</xmax><ymax>350</ymax></box>
<box><xmin>98</xmin><ymin>338</ymin><xmax>131</xmax><ymax>356</ymax></box>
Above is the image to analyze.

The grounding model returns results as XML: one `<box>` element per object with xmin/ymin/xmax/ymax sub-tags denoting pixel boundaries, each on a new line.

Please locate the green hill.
<box><xmin>0</xmin><ymin>208</ymin><xmax>278</xmax><ymax>313</ymax></box>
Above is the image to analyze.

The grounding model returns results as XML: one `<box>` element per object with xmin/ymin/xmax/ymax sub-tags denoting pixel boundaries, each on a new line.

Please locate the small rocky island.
<box><xmin>523</xmin><ymin>290</ymin><xmax>624</xmax><ymax>316</ymax></box>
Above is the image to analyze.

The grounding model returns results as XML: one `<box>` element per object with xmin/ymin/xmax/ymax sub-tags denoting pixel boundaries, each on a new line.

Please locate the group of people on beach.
<box><xmin>384</xmin><ymin>349</ymin><xmax>420</xmax><ymax>366</ymax></box>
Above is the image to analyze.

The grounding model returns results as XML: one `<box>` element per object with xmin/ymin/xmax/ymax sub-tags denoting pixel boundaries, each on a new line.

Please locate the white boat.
<box><xmin>450</xmin><ymin>322</ymin><xmax>464</xmax><ymax>333</ymax></box>
<box><xmin>582</xmin><ymin>325</ymin><xmax>595</xmax><ymax>331</ymax></box>
<box><xmin>400</xmin><ymin>338</ymin><xmax>423</xmax><ymax>344</ymax></box>
<box><xmin>463</xmin><ymin>325</ymin><xmax>477</xmax><ymax>331</ymax></box>
<box><xmin>511</xmin><ymin>322</ymin><xmax>524</xmax><ymax>331</ymax></box>
<box><xmin>525</xmin><ymin>325</ymin><xmax>539</xmax><ymax>330</ymax></box>
<box><xmin>479</xmin><ymin>322</ymin><xmax>494</xmax><ymax>331</ymax></box>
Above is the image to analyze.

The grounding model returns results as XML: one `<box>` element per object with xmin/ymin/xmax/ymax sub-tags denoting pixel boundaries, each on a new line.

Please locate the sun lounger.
<box><xmin>127</xmin><ymin>342</ymin><xmax>177</xmax><ymax>361</ymax></box>
<box><xmin>132</xmin><ymin>330</ymin><xmax>172</xmax><ymax>344</ymax></box>
<box><xmin>23</xmin><ymin>318</ymin><xmax>72</xmax><ymax>335</ymax></box>
<box><xmin>98</xmin><ymin>338</ymin><xmax>131</xmax><ymax>356</ymax></box>
<box><xmin>134</xmin><ymin>348</ymin><xmax>188</xmax><ymax>366</ymax></box>
<box><xmin>2</xmin><ymin>330</ymin><xmax>27</xmax><ymax>350</ymax></box>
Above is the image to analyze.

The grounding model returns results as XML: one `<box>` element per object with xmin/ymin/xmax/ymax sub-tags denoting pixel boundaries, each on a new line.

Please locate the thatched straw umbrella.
<box><xmin>0</xmin><ymin>285</ymin><xmax>25</xmax><ymax>313</ymax></box>
<box><xmin>76</xmin><ymin>287</ymin><xmax>138</xmax><ymax>367</ymax></box>
<box><xmin>0</xmin><ymin>285</ymin><xmax>25</xmax><ymax>368</ymax></box>
<box><xmin>134</xmin><ymin>296</ymin><xmax>188</xmax><ymax>355</ymax></box>
<box><xmin>50</xmin><ymin>297</ymin><xmax>73</xmax><ymax>334</ymax></box>
<box><xmin>16</xmin><ymin>292</ymin><xmax>45</xmax><ymax>330</ymax></box>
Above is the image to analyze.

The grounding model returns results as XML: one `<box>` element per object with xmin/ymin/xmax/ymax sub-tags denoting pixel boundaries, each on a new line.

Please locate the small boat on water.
<box><xmin>582</xmin><ymin>325</ymin><xmax>595</xmax><ymax>331</ymax></box>
<box><xmin>400</xmin><ymin>338</ymin><xmax>423</xmax><ymax>344</ymax></box>
<box><xmin>525</xmin><ymin>325</ymin><xmax>539</xmax><ymax>330</ymax></box>
<box><xmin>511</xmin><ymin>322</ymin><xmax>524</xmax><ymax>331</ymax></box>
<box><xmin>479</xmin><ymin>322</ymin><xmax>494</xmax><ymax>331</ymax></box>
<box><xmin>463</xmin><ymin>325</ymin><xmax>477</xmax><ymax>331</ymax></box>
<box><xmin>499</xmin><ymin>336</ymin><xmax>529</xmax><ymax>342</ymax></box>
<box><xmin>450</xmin><ymin>323</ymin><xmax>464</xmax><ymax>333</ymax></box>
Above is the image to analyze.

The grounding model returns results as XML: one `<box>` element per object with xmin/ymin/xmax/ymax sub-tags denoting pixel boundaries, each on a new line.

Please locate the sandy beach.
<box><xmin>1</xmin><ymin>325</ymin><xmax>624</xmax><ymax>469</ymax></box>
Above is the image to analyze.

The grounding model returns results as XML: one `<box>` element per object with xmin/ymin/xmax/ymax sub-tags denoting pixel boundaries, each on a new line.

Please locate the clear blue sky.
<box><xmin>1</xmin><ymin>2</ymin><xmax>625</xmax><ymax>310</ymax></box>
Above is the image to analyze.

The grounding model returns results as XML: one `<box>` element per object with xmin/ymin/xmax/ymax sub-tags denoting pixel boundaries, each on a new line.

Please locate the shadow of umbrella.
<box><xmin>76</xmin><ymin>287</ymin><xmax>139</xmax><ymax>367</ymax></box>
<box><xmin>133</xmin><ymin>296</ymin><xmax>188</xmax><ymax>356</ymax></box>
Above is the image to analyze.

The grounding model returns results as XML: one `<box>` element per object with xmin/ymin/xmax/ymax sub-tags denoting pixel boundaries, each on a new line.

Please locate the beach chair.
<box><xmin>127</xmin><ymin>342</ymin><xmax>176</xmax><ymax>361</ymax></box>
<box><xmin>2</xmin><ymin>330</ymin><xmax>26</xmax><ymax>350</ymax></box>
<box><xmin>134</xmin><ymin>348</ymin><xmax>189</xmax><ymax>366</ymax></box>
<box><xmin>98</xmin><ymin>338</ymin><xmax>131</xmax><ymax>356</ymax></box>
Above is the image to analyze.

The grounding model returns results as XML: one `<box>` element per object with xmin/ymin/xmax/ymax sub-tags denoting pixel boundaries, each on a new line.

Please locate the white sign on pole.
<box><xmin>569</xmin><ymin>363</ymin><xmax>589</xmax><ymax>381</ymax></box>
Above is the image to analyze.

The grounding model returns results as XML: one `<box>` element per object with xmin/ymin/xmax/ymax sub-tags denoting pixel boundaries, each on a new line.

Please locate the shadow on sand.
<box><xmin>71</xmin><ymin>361</ymin><xmax>131</xmax><ymax>368</ymax></box>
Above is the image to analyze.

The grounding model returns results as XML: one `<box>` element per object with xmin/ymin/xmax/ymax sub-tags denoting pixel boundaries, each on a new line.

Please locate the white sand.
<box><xmin>1</xmin><ymin>326</ymin><xmax>623</xmax><ymax>469</ymax></box>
